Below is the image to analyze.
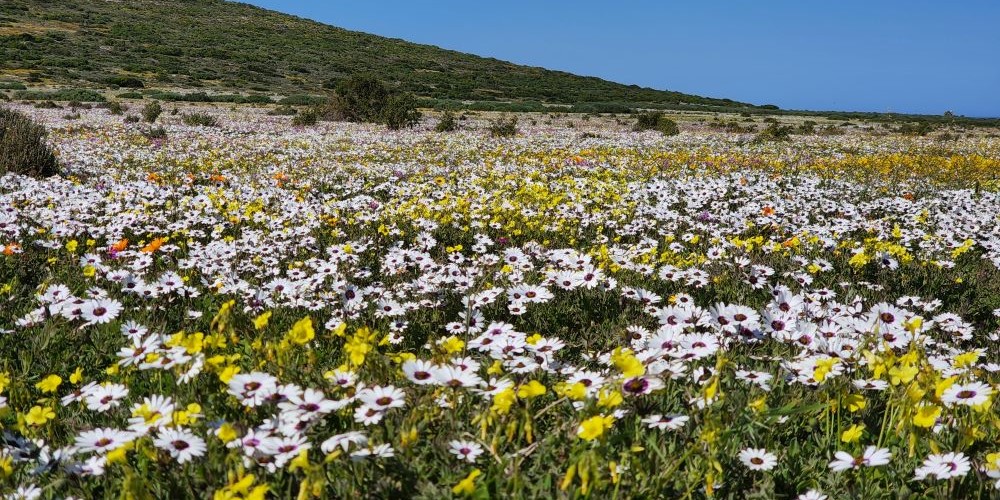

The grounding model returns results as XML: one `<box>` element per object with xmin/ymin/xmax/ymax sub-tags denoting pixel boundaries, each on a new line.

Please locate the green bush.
<box><xmin>15</xmin><ymin>89</ymin><xmax>106</xmax><ymax>102</ymax></box>
<box><xmin>181</xmin><ymin>112</ymin><xmax>219</xmax><ymax>127</ymax></box>
<box><xmin>334</xmin><ymin>74</ymin><xmax>390</xmax><ymax>122</ymax></box>
<box><xmin>0</xmin><ymin>108</ymin><xmax>59</xmax><ymax>178</ymax></box>
<box><xmin>381</xmin><ymin>94</ymin><xmax>421</xmax><ymax>130</ymax></box>
<box><xmin>142</xmin><ymin>101</ymin><xmax>162</xmax><ymax>123</ymax></box>
<box><xmin>488</xmin><ymin>116</ymin><xmax>518</xmax><ymax>138</ymax></box>
<box><xmin>142</xmin><ymin>126</ymin><xmax>167</xmax><ymax>140</ymax></box>
<box><xmin>633</xmin><ymin>111</ymin><xmax>679</xmax><ymax>136</ymax></box>
<box><xmin>291</xmin><ymin>108</ymin><xmax>318</xmax><ymax>126</ymax></box>
<box><xmin>268</xmin><ymin>105</ymin><xmax>298</xmax><ymax>116</ymax></box>
<box><xmin>117</xmin><ymin>91</ymin><xmax>144</xmax><ymax>99</ymax></box>
<box><xmin>752</xmin><ymin>123</ymin><xmax>794</xmax><ymax>143</ymax></box>
<box><xmin>435</xmin><ymin>110</ymin><xmax>457</xmax><ymax>132</ymax></box>
<box><xmin>123</xmin><ymin>114</ymin><xmax>140</xmax><ymax>124</ymax></box>
<box><xmin>105</xmin><ymin>101</ymin><xmax>126</xmax><ymax>115</ymax></box>
<box><xmin>0</xmin><ymin>82</ymin><xmax>27</xmax><ymax>90</ymax></box>
<box><xmin>106</xmin><ymin>76</ymin><xmax>144</xmax><ymax>88</ymax></box>
<box><xmin>280</xmin><ymin>94</ymin><xmax>327</xmax><ymax>106</ymax></box>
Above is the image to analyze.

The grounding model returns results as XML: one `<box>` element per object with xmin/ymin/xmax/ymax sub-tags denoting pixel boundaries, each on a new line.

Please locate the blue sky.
<box><xmin>240</xmin><ymin>1</ymin><xmax>1000</xmax><ymax>117</ymax></box>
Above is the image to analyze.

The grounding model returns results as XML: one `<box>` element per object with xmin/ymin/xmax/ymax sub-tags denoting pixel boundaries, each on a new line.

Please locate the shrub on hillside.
<box><xmin>331</xmin><ymin>74</ymin><xmax>390</xmax><ymax>123</ymax></box>
<box><xmin>752</xmin><ymin>123</ymin><xmax>794</xmax><ymax>143</ymax></box>
<box><xmin>488</xmin><ymin>116</ymin><xmax>518</xmax><ymax>138</ymax></box>
<box><xmin>142</xmin><ymin>102</ymin><xmax>163</xmax><ymax>123</ymax></box>
<box><xmin>633</xmin><ymin>111</ymin><xmax>679</xmax><ymax>136</ymax></box>
<box><xmin>435</xmin><ymin>110</ymin><xmax>457</xmax><ymax>132</ymax></box>
<box><xmin>291</xmin><ymin>108</ymin><xmax>318</xmax><ymax>126</ymax></box>
<box><xmin>0</xmin><ymin>108</ymin><xmax>59</xmax><ymax>178</ymax></box>
<box><xmin>268</xmin><ymin>105</ymin><xmax>298</xmax><ymax>116</ymax></box>
<box><xmin>106</xmin><ymin>76</ymin><xmax>144</xmax><ymax>88</ymax></box>
<box><xmin>182</xmin><ymin>112</ymin><xmax>219</xmax><ymax>127</ymax></box>
<box><xmin>381</xmin><ymin>94</ymin><xmax>421</xmax><ymax>130</ymax></box>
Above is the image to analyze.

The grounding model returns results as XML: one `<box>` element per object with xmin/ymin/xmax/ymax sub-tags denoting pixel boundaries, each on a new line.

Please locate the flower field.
<box><xmin>2</xmin><ymin>105</ymin><xmax>1000</xmax><ymax>499</ymax></box>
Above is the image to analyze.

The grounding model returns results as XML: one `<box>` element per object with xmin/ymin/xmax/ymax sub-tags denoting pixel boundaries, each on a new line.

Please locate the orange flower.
<box><xmin>140</xmin><ymin>237</ymin><xmax>167</xmax><ymax>254</ymax></box>
<box><xmin>2</xmin><ymin>243</ymin><xmax>20</xmax><ymax>255</ymax></box>
<box><xmin>111</xmin><ymin>238</ymin><xmax>129</xmax><ymax>252</ymax></box>
<box><xmin>210</xmin><ymin>174</ymin><xmax>227</xmax><ymax>183</ymax></box>
<box><xmin>761</xmin><ymin>206</ymin><xmax>775</xmax><ymax>216</ymax></box>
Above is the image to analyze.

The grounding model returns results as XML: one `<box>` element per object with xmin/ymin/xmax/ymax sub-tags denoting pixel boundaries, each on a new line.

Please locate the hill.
<box><xmin>0</xmin><ymin>0</ymin><xmax>759</xmax><ymax>111</ymax></box>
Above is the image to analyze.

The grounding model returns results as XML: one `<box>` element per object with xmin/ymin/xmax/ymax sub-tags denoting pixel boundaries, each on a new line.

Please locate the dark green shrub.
<box><xmin>0</xmin><ymin>108</ymin><xmax>59</xmax><ymax>178</ymax></box>
<box><xmin>280</xmin><ymin>94</ymin><xmax>327</xmax><ymax>106</ymax></box>
<box><xmin>106</xmin><ymin>101</ymin><xmax>126</xmax><ymax>115</ymax></box>
<box><xmin>124</xmin><ymin>115</ymin><xmax>140</xmax><ymax>124</ymax></box>
<box><xmin>15</xmin><ymin>89</ymin><xmax>105</xmax><ymax>102</ymax></box>
<box><xmin>291</xmin><ymin>108</ymin><xmax>318</xmax><ymax>126</ymax></box>
<box><xmin>35</xmin><ymin>101</ymin><xmax>61</xmax><ymax>109</ymax></box>
<box><xmin>142</xmin><ymin>101</ymin><xmax>162</xmax><ymax>123</ymax></box>
<box><xmin>334</xmin><ymin>74</ymin><xmax>390</xmax><ymax>122</ymax></box>
<box><xmin>0</xmin><ymin>93</ymin><xmax>8</xmax><ymax>102</ymax></box>
<box><xmin>752</xmin><ymin>123</ymin><xmax>794</xmax><ymax>143</ymax></box>
<box><xmin>106</xmin><ymin>76</ymin><xmax>144</xmax><ymax>88</ymax></box>
<box><xmin>0</xmin><ymin>82</ymin><xmax>27</xmax><ymax>90</ymax></box>
<box><xmin>117</xmin><ymin>91</ymin><xmax>144</xmax><ymax>99</ymax></box>
<box><xmin>182</xmin><ymin>112</ymin><xmax>219</xmax><ymax>127</ymax></box>
<box><xmin>633</xmin><ymin>111</ymin><xmax>679</xmax><ymax>135</ymax></box>
<box><xmin>268</xmin><ymin>105</ymin><xmax>298</xmax><ymax>116</ymax></box>
<box><xmin>381</xmin><ymin>94</ymin><xmax>421</xmax><ymax>130</ymax></box>
<box><xmin>435</xmin><ymin>110</ymin><xmax>457</xmax><ymax>132</ymax></box>
<box><xmin>142</xmin><ymin>126</ymin><xmax>167</xmax><ymax>140</ymax></box>
<box><xmin>488</xmin><ymin>116</ymin><xmax>518</xmax><ymax>138</ymax></box>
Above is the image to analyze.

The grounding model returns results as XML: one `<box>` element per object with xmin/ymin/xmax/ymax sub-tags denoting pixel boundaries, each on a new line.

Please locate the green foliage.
<box><xmin>105</xmin><ymin>101</ymin><xmax>126</xmax><ymax>115</ymax></box>
<box><xmin>105</xmin><ymin>76</ymin><xmax>144</xmax><ymax>88</ymax></box>
<box><xmin>334</xmin><ymin>74</ymin><xmax>390</xmax><ymax>123</ymax></box>
<box><xmin>280</xmin><ymin>94</ymin><xmax>327</xmax><ymax>106</ymax></box>
<box><xmin>752</xmin><ymin>123</ymin><xmax>795</xmax><ymax>143</ymax></box>
<box><xmin>381</xmin><ymin>93</ymin><xmax>421</xmax><ymax>130</ymax></box>
<box><xmin>0</xmin><ymin>0</ymin><xmax>763</xmax><ymax>112</ymax></box>
<box><xmin>291</xmin><ymin>108</ymin><xmax>318</xmax><ymax>126</ymax></box>
<box><xmin>488</xmin><ymin>116</ymin><xmax>518</xmax><ymax>138</ymax></box>
<box><xmin>181</xmin><ymin>112</ymin><xmax>219</xmax><ymax>127</ymax></box>
<box><xmin>142</xmin><ymin>101</ymin><xmax>162</xmax><ymax>123</ymax></box>
<box><xmin>434</xmin><ymin>110</ymin><xmax>458</xmax><ymax>132</ymax></box>
<box><xmin>0</xmin><ymin>107</ymin><xmax>58</xmax><ymax>178</ymax></box>
<box><xmin>117</xmin><ymin>91</ymin><xmax>144</xmax><ymax>99</ymax></box>
<box><xmin>268</xmin><ymin>105</ymin><xmax>298</xmax><ymax>116</ymax></box>
<box><xmin>142</xmin><ymin>126</ymin><xmax>167</xmax><ymax>140</ymax></box>
<box><xmin>123</xmin><ymin>114</ymin><xmax>140</xmax><ymax>124</ymax></box>
<box><xmin>0</xmin><ymin>82</ymin><xmax>27</xmax><ymax>90</ymax></box>
<box><xmin>633</xmin><ymin>111</ymin><xmax>680</xmax><ymax>135</ymax></box>
<box><xmin>14</xmin><ymin>89</ymin><xmax>106</xmax><ymax>102</ymax></box>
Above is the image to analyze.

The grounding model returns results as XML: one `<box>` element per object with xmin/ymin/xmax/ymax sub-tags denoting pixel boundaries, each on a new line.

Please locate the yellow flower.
<box><xmin>577</xmin><ymin>415</ymin><xmax>614</xmax><ymax>441</ymax></box>
<box><xmin>491</xmin><ymin>387</ymin><xmax>517</xmax><ymax>415</ymax></box>
<box><xmin>439</xmin><ymin>335</ymin><xmax>465</xmax><ymax>354</ymax></box>
<box><xmin>24</xmin><ymin>406</ymin><xmax>55</xmax><ymax>426</ymax></box>
<box><xmin>217</xmin><ymin>423</ymin><xmax>239</xmax><ymax>443</ymax></box>
<box><xmin>253</xmin><ymin>311</ymin><xmax>272</xmax><ymax>330</ymax></box>
<box><xmin>219</xmin><ymin>365</ymin><xmax>241</xmax><ymax>383</ymax></box>
<box><xmin>452</xmin><ymin>469</ymin><xmax>482</xmax><ymax>496</ymax></box>
<box><xmin>69</xmin><ymin>367</ymin><xmax>84</xmax><ymax>385</ymax></box>
<box><xmin>0</xmin><ymin>372</ymin><xmax>9</xmax><ymax>393</ymax></box>
<box><xmin>525</xmin><ymin>333</ymin><xmax>542</xmax><ymax>345</ymax></box>
<box><xmin>286</xmin><ymin>316</ymin><xmax>315</xmax><ymax>345</ymax></box>
<box><xmin>841</xmin><ymin>423</ymin><xmax>865</xmax><ymax>443</ymax></box>
<box><xmin>913</xmin><ymin>404</ymin><xmax>941</xmax><ymax>428</ymax></box>
<box><xmin>597</xmin><ymin>389</ymin><xmax>623</xmax><ymax>409</ymax></box>
<box><xmin>65</xmin><ymin>239</ymin><xmax>78</xmax><ymax>253</ymax></box>
<box><xmin>610</xmin><ymin>348</ymin><xmax>645</xmax><ymax>378</ymax></box>
<box><xmin>845</xmin><ymin>394</ymin><xmax>866</xmax><ymax>412</ymax></box>
<box><xmin>813</xmin><ymin>357</ymin><xmax>839</xmax><ymax>383</ymax></box>
<box><xmin>558</xmin><ymin>382</ymin><xmax>588</xmax><ymax>401</ymax></box>
<box><xmin>517</xmin><ymin>380</ymin><xmax>546</xmax><ymax>399</ymax></box>
<box><xmin>888</xmin><ymin>364</ymin><xmax>918</xmax><ymax>385</ymax></box>
<box><xmin>35</xmin><ymin>374</ymin><xmax>62</xmax><ymax>393</ymax></box>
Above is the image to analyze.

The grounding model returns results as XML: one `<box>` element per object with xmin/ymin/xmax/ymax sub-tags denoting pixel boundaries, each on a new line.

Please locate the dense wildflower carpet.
<box><xmin>2</xmin><ymin>106</ymin><xmax>1000</xmax><ymax>498</ymax></box>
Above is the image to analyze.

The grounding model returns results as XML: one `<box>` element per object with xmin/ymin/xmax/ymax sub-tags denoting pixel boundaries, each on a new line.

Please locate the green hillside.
<box><xmin>0</xmin><ymin>0</ymin><xmax>759</xmax><ymax>110</ymax></box>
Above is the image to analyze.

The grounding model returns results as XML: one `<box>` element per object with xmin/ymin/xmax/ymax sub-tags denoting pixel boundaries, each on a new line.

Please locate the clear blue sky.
<box><xmin>240</xmin><ymin>1</ymin><xmax>1000</xmax><ymax>117</ymax></box>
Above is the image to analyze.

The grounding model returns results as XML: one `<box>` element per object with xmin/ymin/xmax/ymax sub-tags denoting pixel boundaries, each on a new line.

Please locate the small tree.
<box><xmin>382</xmin><ymin>94</ymin><xmax>421</xmax><ymax>130</ymax></box>
<box><xmin>142</xmin><ymin>101</ymin><xmax>163</xmax><ymax>123</ymax></box>
<box><xmin>334</xmin><ymin>74</ymin><xmax>390</xmax><ymax>122</ymax></box>
<box><xmin>488</xmin><ymin>116</ymin><xmax>518</xmax><ymax>138</ymax></box>
<box><xmin>291</xmin><ymin>108</ymin><xmax>318</xmax><ymax>126</ymax></box>
<box><xmin>0</xmin><ymin>108</ymin><xmax>59</xmax><ymax>177</ymax></box>
<box><xmin>435</xmin><ymin>110</ymin><xmax>458</xmax><ymax>132</ymax></box>
<box><xmin>633</xmin><ymin>111</ymin><xmax>679</xmax><ymax>136</ymax></box>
